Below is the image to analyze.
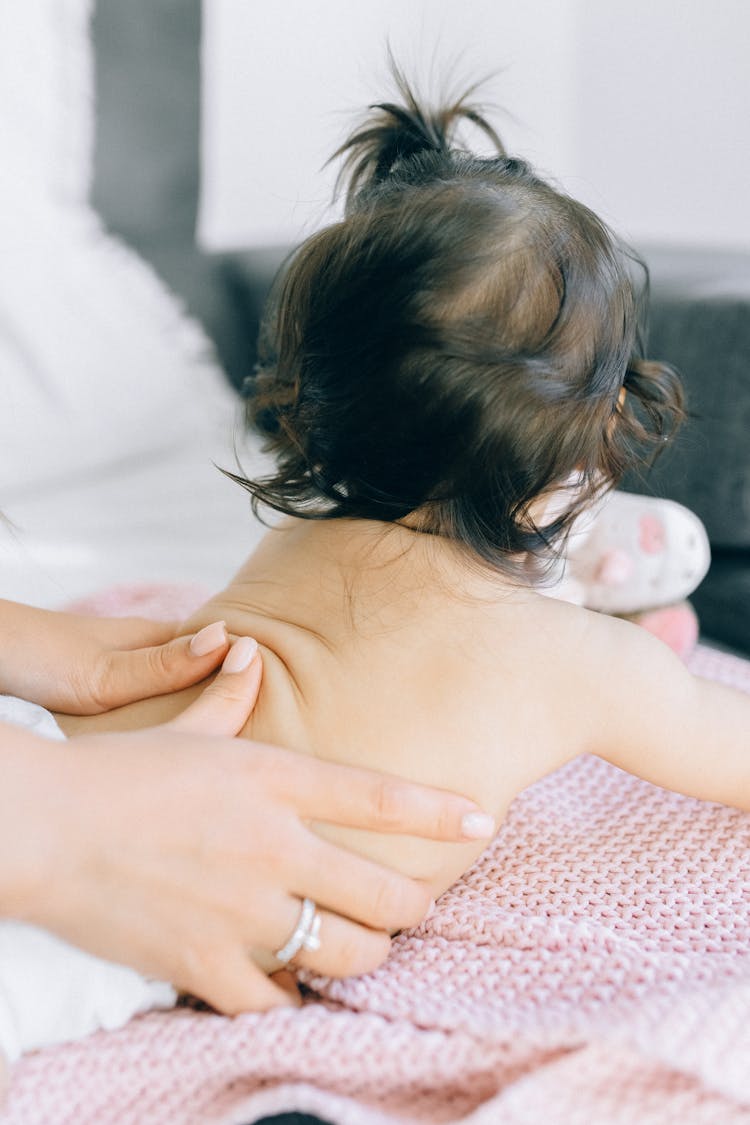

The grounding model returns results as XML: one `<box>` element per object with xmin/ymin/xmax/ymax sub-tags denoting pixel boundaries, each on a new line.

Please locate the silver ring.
<box><xmin>274</xmin><ymin>897</ymin><xmax>322</xmax><ymax>964</ymax></box>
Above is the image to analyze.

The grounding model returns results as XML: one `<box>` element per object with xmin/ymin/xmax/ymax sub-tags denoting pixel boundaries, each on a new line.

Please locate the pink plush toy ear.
<box><xmin>594</xmin><ymin>549</ymin><xmax>636</xmax><ymax>586</ymax></box>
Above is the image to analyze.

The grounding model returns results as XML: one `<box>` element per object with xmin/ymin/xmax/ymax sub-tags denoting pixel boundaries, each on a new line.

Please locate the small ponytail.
<box><xmin>332</xmin><ymin>64</ymin><xmax>505</xmax><ymax>209</ymax></box>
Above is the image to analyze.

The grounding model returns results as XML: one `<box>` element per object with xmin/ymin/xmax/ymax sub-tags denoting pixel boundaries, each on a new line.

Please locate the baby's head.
<box><xmin>241</xmin><ymin>74</ymin><xmax>684</xmax><ymax>577</ymax></box>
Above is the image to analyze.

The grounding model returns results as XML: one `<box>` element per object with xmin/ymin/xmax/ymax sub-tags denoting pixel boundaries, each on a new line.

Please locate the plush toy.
<box><xmin>545</xmin><ymin>490</ymin><xmax>711</xmax><ymax>661</ymax></box>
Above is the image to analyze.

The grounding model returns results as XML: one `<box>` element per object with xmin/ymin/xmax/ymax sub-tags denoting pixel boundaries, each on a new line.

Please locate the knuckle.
<box><xmin>433</xmin><ymin>803</ymin><xmax>456</xmax><ymax>842</ymax></box>
<box><xmin>371</xmin><ymin>872</ymin><xmax>429</xmax><ymax>932</ymax></box>
<box><xmin>384</xmin><ymin>873</ymin><xmax>431</xmax><ymax>927</ymax></box>
<box><xmin>146</xmin><ymin>642</ymin><xmax>174</xmax><ymax>680</ymax></box>
<box><xmin>371</xmin><ymin>776</ymin><xmax>402</xmax><ymax>830</ymax></box>
<box><xmin>84</xmin><ymin>656</ymin><xmax>115</xmax><ymax>713</ymax></box>
<box><xmin>334</xmin><ymin>928</ymin><xmax>390</xmax><ymax>977</ymax></box>
<box><xmin>335</xmin><ymin>932</ymin><xmax>367</xmax><ymax>976</ymax></box>
<box><xmin>396</xmin><ymin>880</ymin><xmax>433</xmax><ymax>930</ymax></box>
<box><xmin>368</xmin><ymin>873</ymin><xmax>398</xmax><ymax>928</ymax></box>
<box><xmin>202</xmin><ymin>679</ymin><xmax>246</xmax><ymax>708</ymax></box>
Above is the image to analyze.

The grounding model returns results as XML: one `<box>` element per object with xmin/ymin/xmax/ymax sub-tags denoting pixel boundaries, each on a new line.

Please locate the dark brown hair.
<box><xmin>232</xmin><ymin>72</ymin><xmax>684</xmax><ymax>577</ymax></box>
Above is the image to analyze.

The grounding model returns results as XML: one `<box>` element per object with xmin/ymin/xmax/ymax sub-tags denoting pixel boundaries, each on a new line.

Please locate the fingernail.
<box><xmin>189</xmin><ymin>621</ymin><xmax>227</xmax><ymax>657</ymax></box>
<box><xmin>222</xmin><ymin>636</ymin><xmax>259</xmax><ymax>673</ymax></box>
<box><xmin>460</xmin><ymin>812</ymin><xmax>496</xmax><ymax>840</ymax></box>
<box><xmin>424</xmin><ymin>899</ymin><xmax>436</xmax><ymax>921</ymax></box>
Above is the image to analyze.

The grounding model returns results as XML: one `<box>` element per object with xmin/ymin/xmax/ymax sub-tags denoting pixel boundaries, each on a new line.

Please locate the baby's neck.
<box><xmin>218</xmin><ymin>516</ymin><xmax>529</xmax><ymax>628</ymax></box>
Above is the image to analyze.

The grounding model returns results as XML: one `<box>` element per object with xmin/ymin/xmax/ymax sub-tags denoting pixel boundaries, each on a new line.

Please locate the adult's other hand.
<box><xmin>0</xmin><ymin>597</ymin><xmax>236</xmax><ymax>713</ymax></box>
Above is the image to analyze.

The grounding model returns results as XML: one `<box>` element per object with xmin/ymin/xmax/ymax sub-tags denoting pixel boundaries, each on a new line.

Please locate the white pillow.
<box><xmin>0</xmin><ymin>0</ymin><xmax>236</xmax><ymax>502</ymax></box>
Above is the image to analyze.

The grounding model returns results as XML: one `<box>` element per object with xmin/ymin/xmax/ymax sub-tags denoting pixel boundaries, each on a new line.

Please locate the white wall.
<box><xmin>199</xmin><ymin>0</ymin><xmax>750</xmax><ymax>251</ymax></box>
<box><xmin>198</xmin><ymin>0</ymin><xmax>576</xmax><ymax>247</ymax></box>
<box><xmin>568</xmin><ymin>0</ymin><xmax>750</xmax><ymax>248</ymax></box>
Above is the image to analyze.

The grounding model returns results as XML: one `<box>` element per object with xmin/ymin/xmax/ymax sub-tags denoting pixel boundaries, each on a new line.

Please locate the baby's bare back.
<box><xmin>59</xmin><ymin>518</ymin><xmax>635</xmax><ymax>898</ymax></box>
<box><xmin>204</xmin><ymin>520</ymin><xmax>598</xmax><ymax>896</ymax></box>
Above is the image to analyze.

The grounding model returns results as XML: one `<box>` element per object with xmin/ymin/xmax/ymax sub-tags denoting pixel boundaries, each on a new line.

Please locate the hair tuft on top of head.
<box><xmin>332</xmin><ymin>59</ymin><xmax>506</xmax><ymax>210</ymax></box>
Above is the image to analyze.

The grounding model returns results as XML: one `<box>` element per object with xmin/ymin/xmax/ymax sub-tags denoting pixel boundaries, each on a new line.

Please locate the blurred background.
<box><xmin>198</xmin><ymin>0</ymin><xmax>750</xmax><ymax>252</ymax></box>
<box><xmin>0</xmin><ymin>0</ymin><xmax>748</xmax><ymax>651</ymax></box>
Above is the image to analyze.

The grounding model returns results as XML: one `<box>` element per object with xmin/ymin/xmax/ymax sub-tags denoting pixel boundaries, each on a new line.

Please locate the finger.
<box><xmin>81</xmin><ymin>615</ymin><xmax>181</xmax><ymax>650</ymax></box>
<box><xmin>273</xmin><ymin>754</ymin><xmax>496</xmax><ymax>843</ymax></box>
<box><xmin>166</xmin><ymin>638</ymin><xmax>262</xmax><ymax>737</ymax></box>
<box><xmin>271</xmin><ymin>900</ymin><xmax>391</xmax><ymax>980</ymax></box>
<box><xmin>89</xmin><ymin>622</ymin><xmax>231</xmax><ymax>711</ymax></box>
<box><xmin>295</xmin><ymin>912</ymin><xmax>391</xmax><ymax>978</ymax></box>
<box><xmin>269</xmin><ymin>969</ymin><xmax>302</xmax><ymax>1003</ymax></box>
<box><xmin>186</xmin><ymin>949</ymin><xmax>300</xmax><ymax>1015</ymax></box>
<box><xmin>290</xmin><ymin>834</ymin><xmax>433</xmax><ymax>933</ymax></box>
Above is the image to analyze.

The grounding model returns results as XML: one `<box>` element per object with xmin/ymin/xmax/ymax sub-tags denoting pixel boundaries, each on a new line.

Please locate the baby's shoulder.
<box><xmin>455</xmin><ymin>591</ymin><xmax>659</xmax><ymax>720</ymax></box>
<box><xmin>458</xmin><ymin>586</ymin><xmax>597</xmax><ymax>663</ymax></box>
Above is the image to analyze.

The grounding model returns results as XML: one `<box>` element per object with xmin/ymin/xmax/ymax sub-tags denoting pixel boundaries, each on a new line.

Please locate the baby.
<box><xmin>5</xmin><ymin>74</ymin><xmax>748</xmax><ymax>1062</ymax></box>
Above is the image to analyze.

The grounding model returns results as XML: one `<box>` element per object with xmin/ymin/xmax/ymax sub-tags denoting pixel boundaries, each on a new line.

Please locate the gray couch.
<box><xmin>92</xmin><ymin>0</ymin><xmax>750</xmax><ymax>657</ymax></box>
<box><xmin>625</xmin><ymin>249</ymin><xmax>750</xmax><ymax>654</ymax></box>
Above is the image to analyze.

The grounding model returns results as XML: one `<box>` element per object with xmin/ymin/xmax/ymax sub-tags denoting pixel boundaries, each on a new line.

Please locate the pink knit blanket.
<box><xmin>3</xmin><ymin>585</ymin><xmax>750</xmax><ymax>1124</ymax></box>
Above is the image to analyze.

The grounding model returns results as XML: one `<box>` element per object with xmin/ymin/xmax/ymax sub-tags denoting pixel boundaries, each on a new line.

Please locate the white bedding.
<box><xmin>0</xmin><ymin>437</ymin><xmax>269</xmax><ymax>609</ymax></box>
<box><xmin>0</xmin><ymin>695</ymin><xmax>177</xmax><ymax>1064</ymax></box>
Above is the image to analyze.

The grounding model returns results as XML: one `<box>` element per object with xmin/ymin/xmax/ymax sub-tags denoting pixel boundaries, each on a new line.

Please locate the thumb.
<box><xmin>90</xmin><ymin>621</ymin><xmax>232</xmax><ymax>711</ymax></box>
<box><xmin>166</xmin><ymin>637</ymin><xmax>263</xmax><ymax>737</ymax></box>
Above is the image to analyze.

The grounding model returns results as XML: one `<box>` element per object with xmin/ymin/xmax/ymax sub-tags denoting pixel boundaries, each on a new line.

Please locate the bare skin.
<box><xmin>58</xmin><ymin>516</ymin><xmax>750</xmax><ymax>912</ymax></box>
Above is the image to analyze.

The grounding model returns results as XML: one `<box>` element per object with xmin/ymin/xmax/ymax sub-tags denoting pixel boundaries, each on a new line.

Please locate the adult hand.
<box><xmin>1</xmin><ymin>640</ymin><xmax>494</xmax><ymax>1013</ymax></box>
<box><xmin>0</xmin><ymin>597</ymin><xmax>235</xmax><ymax>713</ymax></box>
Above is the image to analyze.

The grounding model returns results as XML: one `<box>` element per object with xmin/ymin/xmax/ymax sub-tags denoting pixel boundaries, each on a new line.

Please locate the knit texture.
<box><xmin>4</xmin><ymin>585</ymin><xmax>750</xmax><ymax>1125</ymax></box>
